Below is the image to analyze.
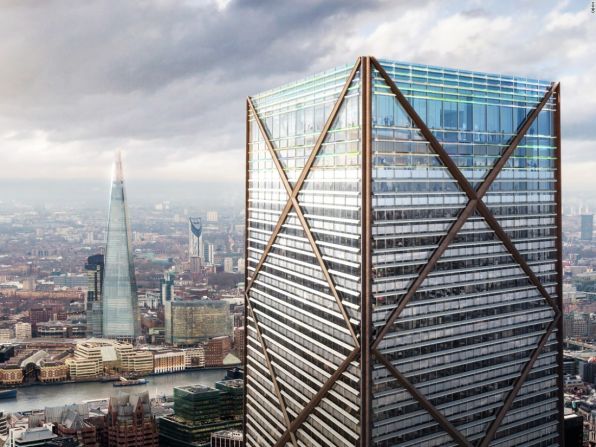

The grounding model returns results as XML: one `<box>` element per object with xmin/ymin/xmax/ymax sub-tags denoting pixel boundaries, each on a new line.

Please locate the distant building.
<box><xmin>206</xmin><ymin>211</ymin><xmax>218</xmax><ymax>223</ymax></box>
<box><xmin>38</xmin><ymin>361</ymin><xmax>69</xmax><ymax>383</ymax></box>
<box><xmin>102</xmin><ymin>152</ymin><xmax>140</xmax><ymax>340</ymax></box>
<box><xmin>223</xmin><ymin>257</ymin><xmax>234</xmax><ymax>273</ymax></box>
<box><xmin>152</xmin><ymin>350</ymin><xmax>185</xmax><ymax>374</ymax></box>
<box><xmin>45</xmin><ymin>404</ymin><xmax>97</xmax><ymax>447</ymax></box>
<box><xmin>159</xmin><ymin>380</ymin><xmax>243</xmax><ymax>447</ymax></box>
<box><xmin>206</xmin><ymin>243</ymin><xmax>215</xmax><ymax>265</ymax></box>
<box><xmin>84</xmin><ymin>254</ymin><xmax>104</xmax><ymax>338</ymax></box>
<box><xmin>36</xmin><ymin>321</ymin><xmax>86</xmax><ymax>338</ymax></box>
<box><xmin>190</xmin><ymin>256</ymin><xmax>202</xmax><ymax>276</ymax></box>
<box><xmin>65</xmin><ymin>357</ymin><xmax>102</xmax><ymax>379</ymax></box>
<box><xmin>118</xmin><ymin>351</ymin><xmax>153</xmax><ymax>375</ymax></box>
<box><xmin>159</xmin><ymin>271</ymin><xmax>175</xmax><ymax>305</ymax></box>
<box><xmin>165</xmin><ymin>300</ymin><xmax>231</xmax><ymax>346</ymax></box>
<box><xmin>581</xmin><ymin>214</ymin><xmax>594</xmax><ymax>241</ymax></box>
<box><xmin>0</xmin><ymin>328</ymin><xmax>14</xmax><ymax>341</ymax></box>
<box><xmin>183</xmin><ymin>347</ymin><xmax>205</xmax><ymax>369</ymax></box>
<box><xmin>236</xmin><ymin>258</ymin><xmax>245</xmax><ymax>274</ymax></box>
<box><xmin>188</xmin><ymin>217</ymin><xmax>204</xmax><ymax>263</ymax></box>
<box><xmin>14</xmin><ymin>322</ymin><xmax>32</xmax><ymax>340</ymax></box>
<box><xmin>211</xmin><ymin>430</ymin><xmax>243</xmax><ymax>447</ymax></box>
<box><xmin>232</xmin><ymin>327</ymin><xmax>245</xmax><ymax>362</ymax></box>
<box><xmin>69</xmin><ymin>339</ymin><xmax>140</xmax><ymax>377</ymax></box>
<box><xmin>204</xmin><ymin>336</ymin><xmax>232</xmax><ymax>367</ymax></box>
<box><xmin>106</xmin><ymin>392</ymin><xmax>158</xmax><ymax>447</ymax></box>
<box><xmin>0</xmin><ymin>365</ymin><xmax>24</xmax><ymax>385</ymax></box>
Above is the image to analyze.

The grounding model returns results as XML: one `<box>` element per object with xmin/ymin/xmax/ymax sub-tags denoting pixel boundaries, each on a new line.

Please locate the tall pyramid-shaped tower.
<box><xmin>102</xmin><ymin>151</ymin><xmax>140</xmax><ymax>340</ymax></box>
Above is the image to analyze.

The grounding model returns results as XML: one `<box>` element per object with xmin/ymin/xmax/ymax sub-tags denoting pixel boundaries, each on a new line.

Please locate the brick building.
<box><xmin>107</xmin><ymin>392</ymin><xmax>158</xmax><ymax>447</ymax></box>
<box><xmin>204</xmin><ymin>336</ymin><xmax>231</xmax><ymax>367</ymax></box>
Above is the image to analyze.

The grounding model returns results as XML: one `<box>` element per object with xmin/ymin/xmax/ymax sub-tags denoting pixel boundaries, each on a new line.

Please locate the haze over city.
<box><xmin>0</xmin><ymin>0</ymin><xmax>595</xmax><ymax>207</ymax></box>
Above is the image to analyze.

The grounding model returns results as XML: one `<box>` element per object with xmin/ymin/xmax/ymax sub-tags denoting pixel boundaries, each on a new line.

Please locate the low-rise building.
<box><xmin>205</xmin><ymin>336</ymin><xmax>232</xmax><ymax>367</ymax></box>
<box><xmin>233</xmin><ymin>327</ymin><xmax>245</xmax><ymax>362</ymax></box>
<box><xmin>119</xmin><ymin>351</ymin><xmax>153</xmax><ymax>375</ymax></box>
<box><xmin>65</xmin><ymin>358</ymin><xmax>102</xmax><ymax>379</ymax></box>
<box><xmin>0</xmin><ymin>328</ymin><xmax>14</xmax><ymax>341</ymax></box>
<box><xmin>38</xmin><ymin>361</ymin><xmax>69</xmax><ymax>383</ymax></box>
<box><xmin>152</xmin><ymin>350</ymin><xmax>185</xmax><ymax>374</ymax></box>
<box><xmin>183</xmin><ymin>347</ymin><xmax>205</xmax><ymax>369</ymax></box>
<box><xmin>14</xmin><ymin>323</ymin><xmax>32</xmax><ymax>340</ymax></box>
<box><xmin>0</xmin><ymin>365</ymin><xmax>24</xmax><ymax>385</ymax></box>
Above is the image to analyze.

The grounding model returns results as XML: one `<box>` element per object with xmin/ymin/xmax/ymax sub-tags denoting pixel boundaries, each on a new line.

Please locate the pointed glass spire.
<box><xmin>102</xmin><ymin>150</ymin><xmax>140</xmax><ymax>340</ymax></box>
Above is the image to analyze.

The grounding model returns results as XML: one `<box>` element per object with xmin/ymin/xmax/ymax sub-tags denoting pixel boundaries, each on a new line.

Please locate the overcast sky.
<box><xmin>0</xmin><ymin>0</ymin><xmax>594</xmax><ymax>206</ymax></box>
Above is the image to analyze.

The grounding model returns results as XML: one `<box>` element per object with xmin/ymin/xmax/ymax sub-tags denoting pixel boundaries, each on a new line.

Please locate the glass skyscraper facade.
<box><xmin>244</xmin><ymin>57</ymin><xmax>562</xmax><ymax>446</ymax></box>
<box><xmin>102</xmin><ymin>151</ymin><xmax>140</xmax><ymax>340</ymax></box>
<box><xmin>85</xmin><ymin>254</ymin><xmax>104</xmax><ymax>338</ymax></box>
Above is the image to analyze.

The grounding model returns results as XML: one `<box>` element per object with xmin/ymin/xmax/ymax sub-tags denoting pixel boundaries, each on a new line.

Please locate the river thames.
<box><xmin>0</xmin><ymin>368</ymin><xmax>228</xmax><ymax>414</ymax></box>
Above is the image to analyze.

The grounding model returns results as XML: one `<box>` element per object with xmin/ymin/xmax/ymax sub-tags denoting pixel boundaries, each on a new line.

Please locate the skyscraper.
<box><xmin>189</xmin><ymin>217</ymin><xmax>204</xmax><ymax>262</ymax></box>
<box><xmin>580</xmin><ymin>214</ymin><xmax>593</xmax><ymax>241</ymax></box>
<box><xmin>85</xmin><ymin>254</ymin><xmax>104</xmax><ymax>338</ymax></box>
<box><xmin>244</xmin><ymin>57</ymin><xmax>563</xmax><ymax>446</ymax></box>
<box><xmin>102</xmin><ymin>151</ymin><xmax>140</xmax><ymax>340</ymax></box>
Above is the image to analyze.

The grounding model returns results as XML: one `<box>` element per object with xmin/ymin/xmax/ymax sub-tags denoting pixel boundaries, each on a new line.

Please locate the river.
<box><xmin>0</xmin><ymin>368</ymin><xmax>228</xmax><ymax>414</ymax></box>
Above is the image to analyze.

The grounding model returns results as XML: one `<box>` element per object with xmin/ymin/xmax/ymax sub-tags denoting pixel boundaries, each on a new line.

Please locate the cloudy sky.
<box><xmin>0</xmin><ymin>0</ymin><xmax>594</xmax><ymax>206</ymax></box>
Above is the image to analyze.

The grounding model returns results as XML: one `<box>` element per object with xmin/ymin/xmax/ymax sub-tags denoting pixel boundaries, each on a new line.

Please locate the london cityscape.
<box><xmin>0</xmin><ymin>1</ymin><xmax>595</xmax><ymax>447</ymax></box>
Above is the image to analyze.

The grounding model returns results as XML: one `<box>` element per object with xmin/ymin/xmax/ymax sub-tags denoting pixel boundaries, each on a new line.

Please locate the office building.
<box><xmin>189</xmin><ymin>217</ymin><xmax>205</xmax><ymax>262</ymax></box>
<box><xmin>159</xmin><ymin>380</ymin><xmax>243</xmax><ymax>447</ymax></box>
<box><xmin>102</xmin><ymin>151</ymin><xmax>140</xmax><ymax>340</ymax></box>
<box><xmin>85</xmin><ymin>254</ymin><xmax>104</xmax><ymax>338</ymax></box>
<box><xmin>14</xmin><ymin>322</ymin><xmax>32</xmax><ymax>339</ymax></box>
<box><xmin>244</xmin><ymin>57</ymin><xmax>563</xmax><ymax>445</ymax></box>
<box><xmin>165</xmin><ymin>300</ymin><xmax>231</xmax><ymax>346</ymax></box>
<box><xmin>160</xmin><ymin>271</ymin><xmax>175</xmax><ymax>305</ymax></box>
<box><xmin>224</xmin><ymin>257</ymin><xmax>234</xmax><ymax>273</ymax></box>
<box><xmin>581</xmin><ymin>214</ymin><xmax>593</xmax><ymax>241</ymax></box>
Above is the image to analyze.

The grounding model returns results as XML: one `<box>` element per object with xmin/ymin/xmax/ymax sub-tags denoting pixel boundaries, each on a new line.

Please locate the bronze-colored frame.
<box><xmin>244</xmin><ymin>56</ymin><xmax>564</xmax><ymax>447</ymax></box>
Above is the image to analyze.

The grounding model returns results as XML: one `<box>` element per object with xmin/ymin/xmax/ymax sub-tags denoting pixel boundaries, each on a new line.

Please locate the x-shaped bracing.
<box><xmin>246</xmin><ymin>59</ymin><xmax>362</xmax><ymax>447</ymax></box>
<box><xmin>245</xmin><ymin>56</ymin><xmax>561</xmax><ymax>447</ymax></box>
<box><xmin>370</xmin><ymin>59</ymin><xmax>561</xmax><ymax>447</ymax></box>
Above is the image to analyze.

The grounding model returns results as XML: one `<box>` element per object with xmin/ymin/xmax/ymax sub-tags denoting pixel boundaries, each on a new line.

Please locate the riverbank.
<box><xmin>0</xmin><ymin>363</ymin><xmax>241</xmax><ymax>390</ymax></box>
<box><xmin>0</xmin><ymin>368</ymin><xmax>230</xmax><ymax>414</ymax></box>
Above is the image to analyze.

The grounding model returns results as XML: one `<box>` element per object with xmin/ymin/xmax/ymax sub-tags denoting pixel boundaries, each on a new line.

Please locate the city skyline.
<box><xmin>0</xmin><ymin>1</ymin><xmax>594</xmax><ymax>446</ymax></box>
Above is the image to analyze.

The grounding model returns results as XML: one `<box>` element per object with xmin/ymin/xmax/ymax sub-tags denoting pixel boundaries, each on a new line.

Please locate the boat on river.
<box><xmin>113</xmin><ymin>377</ymin><xmax>148</xmax><ymax>387</ymax></box>
<box><xmin>0</xmin><ymin>389</ymin><xmax>17</xmax><ymax>399</ymax></box>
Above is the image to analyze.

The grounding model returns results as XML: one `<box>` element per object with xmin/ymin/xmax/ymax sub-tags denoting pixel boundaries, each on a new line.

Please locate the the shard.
<box><xmin>102</xmin><ymin>151</ymin><xmax>140</xmax><ymax>340</ymax></box>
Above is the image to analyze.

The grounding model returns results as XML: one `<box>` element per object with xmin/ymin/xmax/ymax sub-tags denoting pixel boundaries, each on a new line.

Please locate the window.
<box><xmin>427</xmin><ymin>99</ymin><xmax>442</xmax><ymax>129</ymax></box>
<box><xmin>487</xmin><ymin>105</ymin><xmax>500</xmax><ymax>133</ymax></box>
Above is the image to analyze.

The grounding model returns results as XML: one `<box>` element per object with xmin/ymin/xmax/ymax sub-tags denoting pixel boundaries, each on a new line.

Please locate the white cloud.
<box><xmin>0</xmin><ymin>0</ymin><xmax>594</xmax><ymax>199</ymax></box>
